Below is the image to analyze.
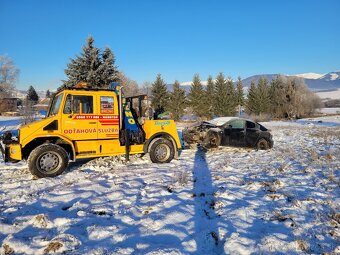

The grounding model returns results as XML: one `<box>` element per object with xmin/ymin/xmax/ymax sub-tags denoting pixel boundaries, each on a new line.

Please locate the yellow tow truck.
<box><xmin>0</xmin><ymin>83</ymin><xmax>181</xmax><ymax>178</ymax></box>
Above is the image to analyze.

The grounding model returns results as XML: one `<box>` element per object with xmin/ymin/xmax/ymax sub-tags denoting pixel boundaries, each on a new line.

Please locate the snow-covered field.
<box><xmin>319</xmin><ymin>108</ymin><xmax>340</xmax><ymax>115</ymax></box>
<box><xmin>316</xmin><ymin>89</ymin><xmax>340</xmax><ymax>100</ymax></box>
<box><xmin>0</xmin><ymin>116</ymin><xmax>339</xmax><ymax>254</ymax></box>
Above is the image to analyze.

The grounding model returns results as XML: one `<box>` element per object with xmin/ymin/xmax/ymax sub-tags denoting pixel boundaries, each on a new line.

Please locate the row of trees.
<box><xmin>149</xmin><ymin>73</ymin><xmax>322</xmax><ymax>120</ymax></box>
<box><xmin>150</xmin><ymin>73</ymin><xmax>243</xmax><ymax>120</ymax></box>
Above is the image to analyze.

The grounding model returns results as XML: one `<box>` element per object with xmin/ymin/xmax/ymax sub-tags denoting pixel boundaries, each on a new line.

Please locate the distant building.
<box><xmin>33</xmin><ymin>98</ymin><xmax>51</xmax><ymax>114</ymax></box>
<box><xmin>0</xmin><ymin>96</ymin><xmax>18</xmax><ymax>114</ymax></box>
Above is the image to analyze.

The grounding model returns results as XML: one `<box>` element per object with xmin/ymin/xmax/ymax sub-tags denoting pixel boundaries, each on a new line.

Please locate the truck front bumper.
<box><xmin>0</xmin><ymin>143</ymin><xmax>22</xmax><ymax>162</ymax></box>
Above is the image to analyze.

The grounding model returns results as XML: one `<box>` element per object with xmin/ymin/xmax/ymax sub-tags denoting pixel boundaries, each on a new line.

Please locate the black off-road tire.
<box><xmin>28</xmin><ymin>144</ymin><xmax>69</xmax><ymax>178</ymax></box>
<box><xmin>256</xmin><ymin>138</ymin><xmax>269</xmax><ymax>150</ymax></box>
<box><xmin>149</xmin><ymin>138</ymin><xmax>175</xmax><ymax>163</ymax></box>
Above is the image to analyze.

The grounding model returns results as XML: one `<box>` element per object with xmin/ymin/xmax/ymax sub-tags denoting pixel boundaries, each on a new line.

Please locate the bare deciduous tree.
<box><xmin>117</xmin><ymin>72</ymin><xmax>139</xmax><ymax>97</ymax></box>
<box><xmin>0</xmin><ymin>55</ymin><xmax>19</xmax><ymax>97</ymax></box>
<box><xmin>270</xmin><ymin>75</ymin><xmax>322</xmax><ymax>119</ymax></box>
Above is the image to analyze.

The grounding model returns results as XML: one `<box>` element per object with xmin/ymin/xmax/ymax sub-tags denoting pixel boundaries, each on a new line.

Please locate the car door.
<box><xmin>245</xmin><ymin>121</ymin><xmax>260</xmax><ymax>147</ymax></box>
<box><xmin>223</xmin><ymin>119</ymin><xmax>246</xmax><ymax>146</ymax></box>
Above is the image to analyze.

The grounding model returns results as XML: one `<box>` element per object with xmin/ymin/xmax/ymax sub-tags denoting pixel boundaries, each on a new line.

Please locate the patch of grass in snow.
<box><xmin>2</xmin><ymin>244</ymin><xmax>14</xmax><ymax>255</ymax></box>
<box><xmin>43</xmin><ymin>241</ymin><xmax>63</xmax><ymax>254</ymax></box>
<box><xmin>33</xmin><ymin>214</ymin><xmax>48</xmax><ymax>228</ymax></box>
<box><xmin>295</xmin><ymin>239</ymin><xmax>309</xmax><ymax>252</ymax></box>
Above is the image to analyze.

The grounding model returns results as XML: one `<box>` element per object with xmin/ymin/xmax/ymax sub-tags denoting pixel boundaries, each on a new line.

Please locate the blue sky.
<box><xmin>1</xmin><ymin>0</ymin><xmax>339</xmax><ymax>90</ymax></box>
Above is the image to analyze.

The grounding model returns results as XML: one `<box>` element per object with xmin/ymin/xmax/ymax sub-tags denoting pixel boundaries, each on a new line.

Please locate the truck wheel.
<box><xmin>28</xmin><ymin>144</ymin><xmax>69</xmax><ymax>178</ymax></box>
<box><xmin>256</xmin><ymin>138</ymin><xmax>269</xmax><ymax>150</ymax></box>
<box><xmin>149</xmin><ymin>138</ymin><xmax>174</xmax><ymax>163</ymax></box>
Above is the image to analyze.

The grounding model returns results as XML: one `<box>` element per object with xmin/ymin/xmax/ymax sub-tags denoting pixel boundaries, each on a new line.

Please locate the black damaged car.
<box><xmin>182</xmin><ymin>117</ymin><xmax>273</xmax><ymax>150</ymax></box>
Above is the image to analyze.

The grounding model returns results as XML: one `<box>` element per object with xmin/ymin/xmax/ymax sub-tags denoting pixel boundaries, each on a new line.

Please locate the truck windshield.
<box><xmin>48</xmin><ymin>93</ymin><xmax>64</xmax><ymax>116</ymax></box>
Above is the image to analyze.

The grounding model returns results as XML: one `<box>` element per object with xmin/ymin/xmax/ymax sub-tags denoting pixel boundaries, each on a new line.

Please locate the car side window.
<box><xmin>229</xmin><ymin>120</ymin><xmax>245</xmax><ymax>129</ymax></box>
<box><xmin>246</xmin><ymin>121</ymin><xmax>256</xmax><ymax>129</ymax></box>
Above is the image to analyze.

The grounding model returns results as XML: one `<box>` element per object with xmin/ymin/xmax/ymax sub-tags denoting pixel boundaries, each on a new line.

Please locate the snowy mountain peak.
<box><xmin>320</xmin><ymin>72</ymin><xmax>340</xmax><ymax>81</ymax></box>
<box><xmin>293</xmin><ymin>73</ymin><xmax>324</xmax><ymax>79</ymax></box>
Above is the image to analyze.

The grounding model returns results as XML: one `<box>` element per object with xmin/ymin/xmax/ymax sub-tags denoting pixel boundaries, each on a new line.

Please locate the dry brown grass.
<box><xmin>306</xmin><ymin>128</ymin><xmax>340</xmax><ymax>148</ymax></box>
<box><xmin>296</xmin><ymin>239</ymin><xmax>309</xmax><ymax>251</ymax></box>
<box><xmin>34</xmin><ymin>214</ymin><xmax>48</xmax><ymax>228</ymax></box>
<box><xmin>308</xmin><ymin>148</ymin><xmax>319</xmax><ymax>161</ymax></box>
<box><xmin>44</xmin><ymin>241</ymin><xmax>63</xmax><ymax>254</ymax></box>
<box><xmin>2</xmin><ymin>244</ymin><xmax>14</xmax><ymax>255</ymax></box>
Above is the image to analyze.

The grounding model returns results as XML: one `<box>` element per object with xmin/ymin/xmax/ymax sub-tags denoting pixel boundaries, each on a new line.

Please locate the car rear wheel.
<box><xmin>256</xmin><ymin>138</ymin><xmax>269</xmax><ymax>150</ymax></box>
<box><xmin>28</xmin><ymin>144</ymin><xmax>69</xmax><ymax>178</ymax></box>
<box><xmin>149</xmin><ymin>138</ymin><xmax>174</xmax><ymax>163</ymax></box>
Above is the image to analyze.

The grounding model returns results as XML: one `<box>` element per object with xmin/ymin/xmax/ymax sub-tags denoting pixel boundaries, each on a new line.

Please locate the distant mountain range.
<box><xmin>242</xmin><ymin>71</ymin><xmax>340</xmax><ymax>91</ymax></box>
<box><xmin>174</xmin><ymin>71</ymin><xmax>340</xmax><ymax>93</ymax></box>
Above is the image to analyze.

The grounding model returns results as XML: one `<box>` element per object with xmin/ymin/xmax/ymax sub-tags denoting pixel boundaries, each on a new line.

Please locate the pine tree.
<box><xmin>187</xmin><ymin>74</ymin><xmax>205</xmax><ymax>117</ymax></box>
<box><xmin>26</xmin><ymin>85</ymin><xmax>39</xmax><ymax>103</ymax></box>
<box><xmin>45</xmin><ymin>89</ymin><xmax>51</xmax><ymax>98</ymax></box>
<box><xmin>151</xmin><ymin>74</ymin><xmax>169</xmax><ymax>116</ymax></box>
<box><xmin>257</xmin><ymin>76</ymin><xmax>270</xmax><ymax>114</ymax></box>
<box><xmin>236</xmin><ymin>76</ymin><xmax>244</xmax><ymax>104</ymax></box>
<box><xmin>168</xmin><ymin>80</ymin><xmax>186</xmax><ymax>120</ymax></box>
<box><xmin>98</xmin><ymin>48</ymin><xmax>119</xmax><ymax>86</ymax></box>
<box><xmin>214</xmin><ymin>72</ymin><xmax>232</xmax><ymax>116</ymax></box>
<box><xmin>205</xmin><ymin>75</ymin><xmax>215</xmax><ymax>118</ymax></box>
<box><xmin>225</xmin><ymin>77</ymin><xmax>237</xmax><ymax>116</ymax></box>
<box><xmin>246</xmin><ymin>80</ymin><xmax>259</xmax><ymax>115</ymax></box>
<box><xmin>63</xmin><ymin>36</ymin><xmax>119</xmax><ymax>89</ymax></box>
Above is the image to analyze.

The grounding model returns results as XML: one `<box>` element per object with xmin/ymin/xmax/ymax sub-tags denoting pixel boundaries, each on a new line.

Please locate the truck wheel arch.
<box><xmin>144</xmin><ymin>132</ymin><xmax>179</xmax><ymax>158</ymax></box>
<box><xmin>22</xmin><ymin>136</ymin><xmax>75</xmax><ymax>161</ymax></box>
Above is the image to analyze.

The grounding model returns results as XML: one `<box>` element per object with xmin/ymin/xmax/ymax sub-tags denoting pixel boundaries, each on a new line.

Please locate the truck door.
<box><xmin>61</xmin><ymin>94</ymin><xmax>97</xmax><ymax>140</ymax></box>
<box><xmin>97</xmin><ymin>95</ymin><xmax>120</xmax><ymax>140</ymax></box>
